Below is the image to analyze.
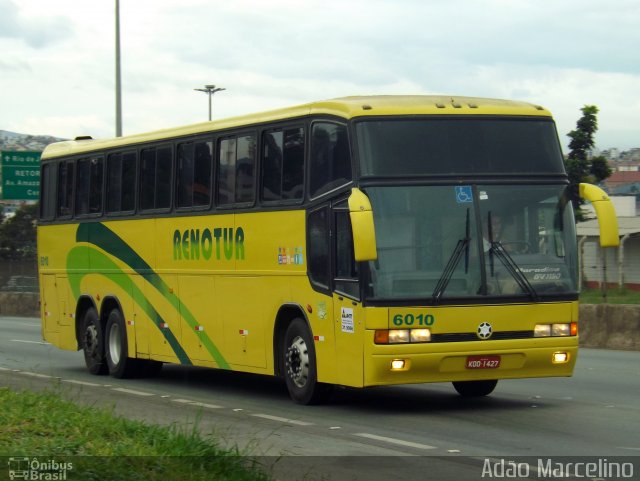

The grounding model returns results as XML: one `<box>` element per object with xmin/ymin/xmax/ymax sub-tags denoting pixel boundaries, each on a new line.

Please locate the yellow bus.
<box><xmin>37</xmin><ymin>96</ymin><xmax>619</xmax><ymax>404</ymax></box>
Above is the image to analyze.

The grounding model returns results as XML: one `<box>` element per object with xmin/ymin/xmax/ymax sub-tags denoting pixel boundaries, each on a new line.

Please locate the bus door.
<box><xmin>332</xmin><ymin>202</ymin><xmax>365</xmax><ymax>386</ymax></box>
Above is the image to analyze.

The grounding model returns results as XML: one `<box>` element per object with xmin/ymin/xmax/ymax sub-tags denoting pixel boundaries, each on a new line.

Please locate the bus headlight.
<box><xmin>388</xmin><ymin>330</ymin><xmax>410</xmax><ymax>343</ymax></box>
<box><xmin>534</xmin><ymin>323</ymin><xmax>577</xmax><ymax>337</ymax></box>
<box><xmin>410</xmin><ymin>329</ymin><xmax>432</xmax><ymax>343</ymax></box>
<box><xmin>374</xmin><ymin>329</ymin><xmax>432</xmax><ymax>344</ymax></box>
<box><xmin>534</xmin><ymin>324</ymin><xmax>551</xmax><ymax>337</ymax></box>
<box><xmin>552</xmin><ymin>323</ymin><xmax>570</xmax><ymax>337</ymax></box>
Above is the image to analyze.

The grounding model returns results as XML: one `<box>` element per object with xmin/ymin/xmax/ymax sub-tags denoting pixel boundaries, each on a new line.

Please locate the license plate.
<box><xmin>466</xmin><ymin>355</ymin><xmax>501</xmax><ymax>369</ymax></box>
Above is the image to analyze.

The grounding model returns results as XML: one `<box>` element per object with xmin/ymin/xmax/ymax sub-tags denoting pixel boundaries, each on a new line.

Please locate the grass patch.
<box><xmin>580</xmin><ymin>287</ymin><xmax>640</xmax><ymax>304</ymax></box>
<box><xmin>0</xmin><ymin>387</ymin><xmax>271</xmax><ymax>481</ymax></box>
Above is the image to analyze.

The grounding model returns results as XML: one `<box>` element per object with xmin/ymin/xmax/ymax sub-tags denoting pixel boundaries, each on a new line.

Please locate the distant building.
<box><xmin>577</xmin><ymin>200</ymin><xmax>640</xmax><ymax>291</ymax></box>
<box><xmin>603</xmin><ymin>171</ymin><xmax>640</xmax><ymax>190</ymax></box>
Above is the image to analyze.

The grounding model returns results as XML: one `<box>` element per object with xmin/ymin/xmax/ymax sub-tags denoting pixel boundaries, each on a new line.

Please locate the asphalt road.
<box><xmin>1</xmin><ymin>315</ymin><xmax>639</xmax><ymax>481</ymax></box>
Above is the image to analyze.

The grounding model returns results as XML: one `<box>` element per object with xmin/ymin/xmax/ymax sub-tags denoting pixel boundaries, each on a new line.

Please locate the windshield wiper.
<box><xmin>490</xmin><ymin>241</ymin><xmax>539</xmax><ymax>301</ymax></box>
<box><xmin>432</xmin><ymin>208</ymin><xmax>470</xmax><ymax>304</ymax></box>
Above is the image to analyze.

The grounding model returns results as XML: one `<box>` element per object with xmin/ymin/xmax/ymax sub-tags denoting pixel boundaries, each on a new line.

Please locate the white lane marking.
<box><xmin>62</xmin><ymin>379</ymin><xmax>104</xmax><ymax>387</ymax></box>
<box><xmin>171</xmin><ymin>398</ymin><xmax>223</xmax><ymax>409</ymax></box>
<box><xmin>190</xmin><ymin>401</ymin><xmax>223</xmax><ymax>409</ymax></box>
<box><xmin>112</xmin><ymin>387</ymin><xmax>155</xmax><ymax>397</ymax></box>
<box><xmin>0</xmin><ymin>367</ymin><xmax>10</xmax><ymax>371</ymax></box>
<box><xmin>19</xmin><ymin>372</ymin><xmax>52</xmax><ymax>379</ymax></box>
<box><xmin>354</xmin><ymin>433</ymin><xmax>437</xmax><ymax>450</ymax></box>
<box><xmin>10</xmin><ymin>339</ymin><xmax>50</xmax><ymax>345</ymax></box>
<box><xmin>251</xmin><ymin>414</ymin><xmax>313</xmax><ymax>426</ymax></box>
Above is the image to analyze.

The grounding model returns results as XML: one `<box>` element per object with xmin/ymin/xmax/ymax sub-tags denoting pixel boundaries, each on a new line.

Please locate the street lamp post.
<box><xmin>194</xmin><ymin>84</ymin><xmax>226</xmax><ymax>121</ymax></box>
<box><xmin>115</xmin><ymin>0</ymin><xmax>122</xmax><ymax>137</ymax></box>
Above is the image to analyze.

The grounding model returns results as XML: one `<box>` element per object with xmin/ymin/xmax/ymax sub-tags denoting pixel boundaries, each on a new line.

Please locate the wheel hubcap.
<box><xmin>108</xmin><ymin>323</ymin><xmax>121</xmax><ymax>365</ymax></box>
<box><xmin>85</xmin><ymin>325</ymin><xmax>99</xmax><ymax>359</ymax></box>
<box><xmin>286</xmin><ymin>336</ymin><xmax>309</xmax><ymax>388</ymax></box>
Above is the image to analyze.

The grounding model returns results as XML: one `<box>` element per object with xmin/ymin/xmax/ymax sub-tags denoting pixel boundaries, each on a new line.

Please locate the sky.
<box><xmin>1</xmin><ymin>0</ymin><xmax>639</xmax><ymax>152</ymax></box>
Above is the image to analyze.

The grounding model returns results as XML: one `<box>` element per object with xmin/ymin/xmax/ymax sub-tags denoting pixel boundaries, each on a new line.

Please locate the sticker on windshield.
<box><xmin>455</xmin><ymin>186</ymin><xmax>473</xmax><ymax>204</ymax></box>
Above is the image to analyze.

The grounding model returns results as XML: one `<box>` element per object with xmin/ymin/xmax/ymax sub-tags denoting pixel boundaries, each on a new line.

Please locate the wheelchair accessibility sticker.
<box><xmin>455</xmin><ymin>186</ymin><xmax>473</xmax><ymax>204</ymax></box>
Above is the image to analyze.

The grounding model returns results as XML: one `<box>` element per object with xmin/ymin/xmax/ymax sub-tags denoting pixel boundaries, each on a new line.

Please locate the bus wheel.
<box><xmin>284</xmin><ymin>318</ymin><xmax>332</xmax><ymax>405</ymax></box>
<box><xmin>82</xmin><ymin>307</ymin><xmax>108</xmax><ymax>375</ymax></box>
<box><xmin>105</xmin><ymin>308</ymin><xmax>140</xmax><ymax>379</ymax></box>
<box><xmin>452</xmin><ymin>380</ymin><xmax>498</xmax><ymax>397</ymax></box>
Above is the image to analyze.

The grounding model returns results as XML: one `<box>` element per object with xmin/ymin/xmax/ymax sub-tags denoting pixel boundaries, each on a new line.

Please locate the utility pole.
<box><xmin>115</xmin><ymin>0</ymin><xmax>123</xmax><ymax>136</ymax></box>
<box><xmin>194</xmin><ymin>85</ymin><xmax>226</xmax><ymax>121</ymax></box>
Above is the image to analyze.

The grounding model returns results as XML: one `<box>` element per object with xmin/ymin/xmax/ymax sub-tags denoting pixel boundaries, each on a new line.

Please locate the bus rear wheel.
<box><xmin>452</xmin><ymin>380</ymin><xmax>498</xmax><ymax>397</ymax></box>
<box><xmin>283</xmin><ymin>318</ymin><xmax>332</xmax><ymax>405</ymax></box>
<box><xmin>105</xmin><ymin>308</ymin><xmax>149</xmax><ymax>378</ymax></box>
<box><xmin>81</xmin><ymin>307</ymin><xmax>108</xmax><ymax>375</ymax></box>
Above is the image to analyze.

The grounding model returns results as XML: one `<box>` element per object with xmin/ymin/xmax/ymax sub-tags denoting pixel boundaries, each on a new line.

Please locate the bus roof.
<box><xmin>41</xmin><ymin>95</ymin><xmax>552</xmax><ymax>160</ymax></box>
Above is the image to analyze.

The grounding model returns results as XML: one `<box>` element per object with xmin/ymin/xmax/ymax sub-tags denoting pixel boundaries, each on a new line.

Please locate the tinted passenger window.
<box><xmin>310</xmin><ymin>123</ymin><xmax>351</xmax><ymax>198</ymax></box>
<box><xmin>75</xmin><ymin>156</ymin><xmax>103</xmax><ymax>216</ymax></box>
<box><xmin>307</xmin><ymin>207</ymin><xmax>330</xmax><ymax>290</ymax></box>
<box><xmin>262</xmin><ymin>127</ymin><xmax>304</xmax><ymax>202</ymax></box>
<box><xmin>57</xmin><ymin>161</ymin><xmax>74</xmax><ymax>218</ymax></box>
<box><xmin>217</xmin><ymin>134</ymin><xmax>255</xmax><ymax>205</ymax></box>
<box><xmin>107</xmin><ymin>151</ymin><xmax>136</xmax><ymax>214</ymax></box>
<box><xmin>335</xmin><ymin>210</ymin><xmax>359</xmax><ymax>298</ymax></box>
<box><xmin>40</xmin><ymin>163</ymin><xmax>56</xmax><ymax>220</ymax></box>
<box><xmin>140</xmin><ymin>145</ymin><xmax>172</xmax><ymax>211</ymax></box>
<box><xmin>177</xmin><ymin>140</ymin><xmax>213</xmax><ymax>208</ymax></box>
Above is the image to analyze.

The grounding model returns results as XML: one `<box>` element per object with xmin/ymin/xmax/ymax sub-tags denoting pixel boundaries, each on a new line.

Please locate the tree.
<box><xmin>564</xmin><ymin>105</ymin><xmax>612</xmax><ymax>218</ymax></box>
<box><xmin>0</xmin><ymin>203</ymin><xmax>37</xmax><ymax>260</ymax></box>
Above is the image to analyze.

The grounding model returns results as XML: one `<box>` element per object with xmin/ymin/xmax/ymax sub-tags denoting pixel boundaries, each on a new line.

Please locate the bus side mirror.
<box><xmin>348</xmin><ymin>188</ymin><xmax>378</xmax><ymax>261</ymax></box>
<box><xmin>579</xmin><ymin>183</ymin><xmax>620</xmax><ymax>247</ymax></box>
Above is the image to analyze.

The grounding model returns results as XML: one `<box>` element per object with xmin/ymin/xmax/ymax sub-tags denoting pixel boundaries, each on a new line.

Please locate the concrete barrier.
<box><xmin>0</xmin><ymin>293</ymin><xmax>638</xmax><ymax>350</ymax></box>
<box><xmin>0</xmin><ymin>292</ymin><xmax>39</xmax><ymax>317</ymax></box>
<box><xmin>578</xmin><ymin>304</ymin><xmax>640</xmax><ymax>351</ymax></box>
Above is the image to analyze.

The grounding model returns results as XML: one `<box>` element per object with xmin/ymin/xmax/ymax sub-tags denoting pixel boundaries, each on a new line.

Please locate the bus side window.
<box><xmin>335</xmin><ymin>209</ymin><xmax>359</xmax><ymax>299</ymax></box>
<box><xmin>261</xmin><ymin>127</ymin><xmax>304</xmax><ymax>202</ymax></box>
<box><xmin>75</xmin><ymin>158</ymin><xmax>90</xmax><ymax>216</ymax></box>
<box><xmin>307</xmin><ymin>206</ymin><xmax>331</xmax><ymax>291</ymax></box>
<box><xmin>177</xmin><ymin>140</ymin><xmax>213</xmax><ymax>209</ymax></box>
<box><xmin>57</xmin><ymin>161</ymin><xmax>74</xmax><ymax>218</ymax></box>
<box><xmin>75</xmin><ymin>156</ymin><xmax>103</xmax><ymax>216</ymax></box>
<box><xmin>217</xmin><ymin>134</ymin><xmax>256</xmax><ymax>206</ymax></box>
<box><xmin>310</xmin><ymin>122</ymin><xmax>352</xmax><ymax>199</ymax></box>
<box><xmin>40</xmin><ymin>163</ymin><xmax>56</xmax><ymax>220</ymax></box>
<box><xmin>90</xmin><ymin>157</ymin><xmax>104</xmax><ymax>214</ymax></box>
<box><xmin>107</xmin><ymin>151</ymin><xmax>136</xmax><ymax>214</ymax></box>
<box><xmin>140</xmin><ymin>145</ymin><xmax>172</xmax><ymax>211</ymax></box>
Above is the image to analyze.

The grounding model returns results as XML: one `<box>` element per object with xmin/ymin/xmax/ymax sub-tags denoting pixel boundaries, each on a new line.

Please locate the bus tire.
<box><xmin>105</xmin><ymin>308</ymin><xmax>142</xmax><ymax>379</ymax></box>
<box><xmin>81</xmin><ymin>307</ymin><xmax>108</xmax><ymax>375</ymax></box>
<box><xmin>283</xmin><ymin>318</ymin><xmax>332</xmax><ymax>405</ymax></box>
<box><xmin>452</xmin><ymin>380</ymin><xmax>498</xmax><ymax>397</ymax></box>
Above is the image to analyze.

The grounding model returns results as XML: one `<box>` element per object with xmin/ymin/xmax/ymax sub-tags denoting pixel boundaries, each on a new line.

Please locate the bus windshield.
<box><xmin>356</xmin><ymin>117</ymin><xmax>565</xmax><ymax>176</ymax></box>
<box><xmin>363</xmin><ymin>185</ymin><xmax>578</xmax><ymax>302</ymax></box>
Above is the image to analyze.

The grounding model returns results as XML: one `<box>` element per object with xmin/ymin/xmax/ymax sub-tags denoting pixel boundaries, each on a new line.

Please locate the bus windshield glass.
<box><xmin>356</xmin><ymin>118</ymin><xmax>564</xmax><ymax>176</ymax></box>
<box><xmin>363</xmin><ymin>185</ymin><xmax>578</xmax><ymax>302</ymax></box>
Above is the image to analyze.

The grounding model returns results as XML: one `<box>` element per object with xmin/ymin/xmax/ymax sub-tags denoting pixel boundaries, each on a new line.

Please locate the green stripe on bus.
<box><xmin>73</xmin><ymin>222</ymin><xmax>229</xmax><ymax>369</ymax></box>
<box><xmin>67</xmin><ymin>245</ymin><xmax>191</xmax><ymax>365</ymax></box>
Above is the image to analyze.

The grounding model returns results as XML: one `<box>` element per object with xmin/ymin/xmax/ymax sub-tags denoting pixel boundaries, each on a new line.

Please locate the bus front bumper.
<box><xmin>363</xmin><ymin>337</ymin><xmax>578</xmax><ymax>387</ymax></box>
